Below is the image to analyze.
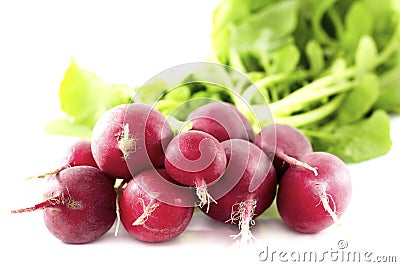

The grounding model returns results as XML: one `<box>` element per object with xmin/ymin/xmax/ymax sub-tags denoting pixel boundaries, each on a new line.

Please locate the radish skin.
<box><xmin>91</xmin><ymin>103</ymin><xmax>173</xmax><ymax>180</ymax></box>
<box><xmin>277</xmin><ymin>152</ymin><xmax>352</xmax><ymax>233</ymax></box>
<box><xmin>12</xmin><ymin>166</ymin><xmax>117</xmax><ymax>244</ymax></box>
<box><xmin>187</xmin><ymin>102</ymin><xmax>254</xmax><ymax>142</ymax></box>
<box><xmin>254</xmin><ymin>123</ymin><xmax>317</xmax><ymax>179</ymax></box>
<box><xmin>119</xmin><ymin>169</ymin><xmax>194</xmax><ymax>242</ymax></box>
<box><xmin>164</xmin><ymin>130</ymin><xmax>227</xmax><ymax>211</ymax></box>
<box><xmin>201</xmin><ymin>139</ymin><xmax>277</xmax><ymax>245</ymax></box>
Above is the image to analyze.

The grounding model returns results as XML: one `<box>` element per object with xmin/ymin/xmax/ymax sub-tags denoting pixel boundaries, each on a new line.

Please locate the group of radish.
<box><xmin>12</xmin><ymin>101</ymin><xmax>352</xmax><ymax>245</ymax></box>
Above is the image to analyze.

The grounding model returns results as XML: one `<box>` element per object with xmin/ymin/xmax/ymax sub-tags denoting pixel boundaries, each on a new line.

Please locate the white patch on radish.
<box><xmin>195</xmin><ymin>179</ymin><xmax>217</xmax><ymax>213</ymax></box>
<box><xmin>62</xmin><ymin>186</ymin><xmax>81</xmax><ymax>210</ymax></box>
<box><xmin>226</xmin><ymin>199</ymin><xmax>257</xmax><ymax>246</ymax></box>
<box><xmin>46</xmin><ymin>187</ymin><xmax>81</xmax><ymax>210</ymax></box>
<box><xmin>311</xmin><ymin>181</ymin><xmax>340</xmax><ymax>226</ymax></box>
<box><xmin>132</xmin><ymin>198</ymin><xmax>160</xmax><ymax>226</ymax></box>
<box><xmin>116</xmin><ymin>124</ymin><xmax>139</xmax><ymax>160</ymax></box>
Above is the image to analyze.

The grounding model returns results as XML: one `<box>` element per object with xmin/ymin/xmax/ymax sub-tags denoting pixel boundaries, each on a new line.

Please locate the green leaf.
<box><xmin>341</xmin><ymin>2</ymin><xmax>373</xmax><ymax>56</ymax></box>
<box><xmin>374</xmin><ymin>67</ymin><xmax>400</xmax><ymax>113</ymax></box>
<box><xmin>163</xmin><ymin>85</ymin><xmax>191</xmax><ymax>102</ymax></box>
<box><xmin>336</xmin><ymin>73</ymin><xmax>379</xmax><ymax>124</ymax></box>
<box><xmin>355</xmin><ymin>35</ymin><xmax>378</xmax><ymax>72</ymax></box>
<box><xmin>232</xmin><ymin>0</ymin><xmax>299</xmax><ymax>71</ymax></box>
<box><xmin>271</xmin><ymin>43</ymin><xmax>300</xmax><ymax>74</ymax></box>
<box><xmin>331</xmin><ymin>58</ymin><xmax>347</xmax><ymax>83</ymax></box>
<box><xmin>309</xmin><ymin>0</ymin><xmax>338</xmax><ymax>45</ymax></box>
<box><xmin>58</xmin><ymin>59</ymin><xmax>133</xmax><ymax>128</ymax></box>
<box><xmin>308</xmin><ymin>110</ymin><xmax>392</xmax><ymax>163</ymax></box>
<box><xmin>45</xmin><ymin>118</ymin><xmax>92</xmax><ymax>139</ymax></box>
<box><xmin>305</xmin><ymin>39</ymin><xmax>325</xmax><ymax>74</ymax></box>
<box><xmin>134</xmin><ymin>79</ymin><xmax>169</xmax><ymax>104</ymax></box>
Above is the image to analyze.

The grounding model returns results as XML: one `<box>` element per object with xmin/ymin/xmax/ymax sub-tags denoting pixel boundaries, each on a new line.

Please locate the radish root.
<box><xmin>132</xmin><ymin>198</ymin><xmax>159</xmax><ymax>226</ymax></box>
<box><xmin>276</xmin><ymin>150</ymin><xmax>318</xmax><ymax>176</ymax></box>
<box><xmin>11</xmin><ymin>188</ymin><xmax>80</xmax><ymax>213</ymax></box>
<box><xmin>116</xmin><ymin>124</ymin><xmax>139</xmax><ymax>160</ymax></box>
<box><xmin>26</xmin><ymin>165</ymin><xmax>69</xmax><ymax>180</ymax></box>
<box><xmin>195</xmin><ymin>179</ymin><xmax>217</xmax><ymax>213</ymax></box>
<box><xmin>226</xmin><ymin>199</ymin><xmax>257</xmax><ymax>246</ymax></box>
<box><xmin>114</xmin><ymin>180</ymin><xmax>127</xmax><ymax>237</ymax></box>
<box><xmin>313</xmin><ymin>182</ymin><xmax>340</xmax><ymax>226</ymax></box>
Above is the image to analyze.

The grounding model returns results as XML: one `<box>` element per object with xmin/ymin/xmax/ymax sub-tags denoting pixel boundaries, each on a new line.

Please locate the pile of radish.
<box><xmin>11</xmin><ymin>101</ymin><xmax>351</xmax><ymax>244</ymax></box>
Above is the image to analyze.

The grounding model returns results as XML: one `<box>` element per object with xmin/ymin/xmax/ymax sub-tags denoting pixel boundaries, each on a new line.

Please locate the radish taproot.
<box><xmin>11</xmin><ymin>166</ymin><xmax>117</xmax><ymax>244</ymax></box>
<box><xmin>28</xmin><ymin>139</ymin><xmax>98</xmax><ymax>179</ymax></box>
<box><xmin>254</xmin><ymin>123</ymin><xmax>317</xmax><ymax>179</ymax></box>
<box><xmin>201</xmin><ymin>139</ymin><xmax>277</xmax><ymax>244</ymax></box>
<box><xmin>187</xmin><ymin>102</ymin><xmax>254</xmax><ymax>142</ymax></box>
<box><xmin>277</xmin><ymin>152</ymin><xmax>352</xmax><ymax>233</ymax></box>
<box><xmin>91</xmin><ymin>103</ymin><xmax>173</xmax><ymax>180</ymax></box>
<box><xmin>164</xmin><ymin>130</ymin><xmax>227</xmax><ymax>211</ymax></box>
<box><xmin>119</xmin><ymin>169</ymin><xmax>194</xmax><ymax>242</ymax></box>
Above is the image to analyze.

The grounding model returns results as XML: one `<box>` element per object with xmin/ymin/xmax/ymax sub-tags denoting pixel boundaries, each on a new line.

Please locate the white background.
<box><xmin>1</xmin><ymin>1</ymin><xmax>399</xmax><ymax>266</ymax></box>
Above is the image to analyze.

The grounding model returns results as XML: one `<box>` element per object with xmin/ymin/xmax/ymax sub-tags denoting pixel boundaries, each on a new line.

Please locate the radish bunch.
<box><xmin>12</xmin><ymin>101</ymin><xmax>351</xmax><ymax>245</ymax></box>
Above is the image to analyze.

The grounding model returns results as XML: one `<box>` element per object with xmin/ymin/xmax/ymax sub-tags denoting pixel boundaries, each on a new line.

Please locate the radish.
<box><xmin>277</xmin><ymin>152</ymin><xmax>352</xmax><ymax>233</ymax></box>
<box><xmin>164</xmin><ymin>130</ymin><xmax>227</xmax><ymax>211</ymax></box>
<box><xmin>91</xmin><ymin>103</ymin><xmax>173</xmax><ymax>180</ymax></box>
<box><xmin>28</xmin><ymin>139</ymin><xmax>98</xmax><ymax>179</ymax></box>
<box><xmin>187</xmin><ymin>101</ymin><xmax>254</xmax><ymax>142</ymax></box>
<box><xmin>254</xmin><ymin>123</ymin><xmax>317</xmax><ymax>179</ymax></box>
<box><xmin>119</xmin><ymin>169</ymin><xmax>194</xmax><ymax>242</ymax></box>
<box><xmin>200</xmin><ymin>139</ymin><xmax>277</xmax><ymax>245</ymax></box>
<box><xmin>11</xmin><ymin>166</ymin><xmax>117</xmax><ymax>244</ymax></box>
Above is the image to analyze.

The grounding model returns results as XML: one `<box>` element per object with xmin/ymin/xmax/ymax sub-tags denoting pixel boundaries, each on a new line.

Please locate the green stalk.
<box><xmin>242</xmin><ymin>70</ymin><xmax>311</xmax><ymax>103</ymax></box>
<box><xmin>375</xmin><ymin>22</ymin><xmax>400</xmax><ymax>66</ymax></box>
<box><xmin>269</xmin><ymin>80</ymin><xmax>357</xmax><ymax>117</ymax></box>
<box><xmin>287</xmin><ymin>67</ymin><xmax>356</xmax><ymax>96</ymax></box>
<box><xmin>274</xmin><ymin>94</ymin><xmax>346</xmax><ymax>127</ymax></box>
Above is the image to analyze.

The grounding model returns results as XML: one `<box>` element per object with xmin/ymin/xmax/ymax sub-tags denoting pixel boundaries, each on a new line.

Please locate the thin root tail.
<box><xmin>195</xmin><ymin>180</ymin><xmax>217</xmax><ymax>213</ymax></box>
<box><xmin>277</xmin><ymin>151</ymin><xmax>318</xmax><ymax>176</ymax></box>
<box><xmin>226</xmin><ymin>200</ymin><xmax>257</xmax><ymax>246</ymax></box>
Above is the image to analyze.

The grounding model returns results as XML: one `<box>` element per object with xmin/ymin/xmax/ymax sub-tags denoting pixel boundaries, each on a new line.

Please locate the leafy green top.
<box><xmin>46</xmin><ymin>0</ymin><xmax>400</xmax><ymax>163</ymax></box>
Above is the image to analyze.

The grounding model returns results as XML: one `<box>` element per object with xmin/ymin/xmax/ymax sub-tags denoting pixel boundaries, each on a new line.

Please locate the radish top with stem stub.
<box><xmin>91</xmin><ymin>103</ymin><xmax>173</xmax><ymax>180</ymax></box>
<box><xmin>116</xmin><ymin>123</ymin><xmax>139</xmax><ymax>160</ymax></box>
<box><xmin>11</xmin><ymin>166</ymin><xmax>117</xmax><ymax>244</ymax></box>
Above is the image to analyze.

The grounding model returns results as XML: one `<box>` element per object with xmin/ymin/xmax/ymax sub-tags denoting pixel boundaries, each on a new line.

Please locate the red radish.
<box><xmin>254</xmin><ymin>123</ymin><xmax>317</xmax><ymax>179</ymax></box>
<box><xmin>119</xmin><ymin>169</ymin><xmax>194</xmax><ymax>242</ymax></box>
<box><xmin>11</xmin><ymin>166</ymin><xmax>116</xmax><ymax>244</ymax></box>
<box><xmin>187</xmin><ymin>101</ymin><xmax>254</xmax><ymax>142</ymax></box>
<box><xmin>164</xmin><ymin>130</ymin><xmax>227</xmax><ymax>211</ymax></box>
<box><xmin>201</xmin><ymin>139</ymin><xmax>277</xmax><ymax>244</ymax></box>
<box><xmin>277</xmin><ymin>152</ymin><xmax>352</xmax><ymax>233</ymax></box>
<box><xmin>91</xmin><ymin>103</ymin><xmax>173</xmax><ymax>180</ymax></box>
<box><xmin>28</xmin><ymin>139</ymin><xmax>98</xmax><ymax>179</ymax></box>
